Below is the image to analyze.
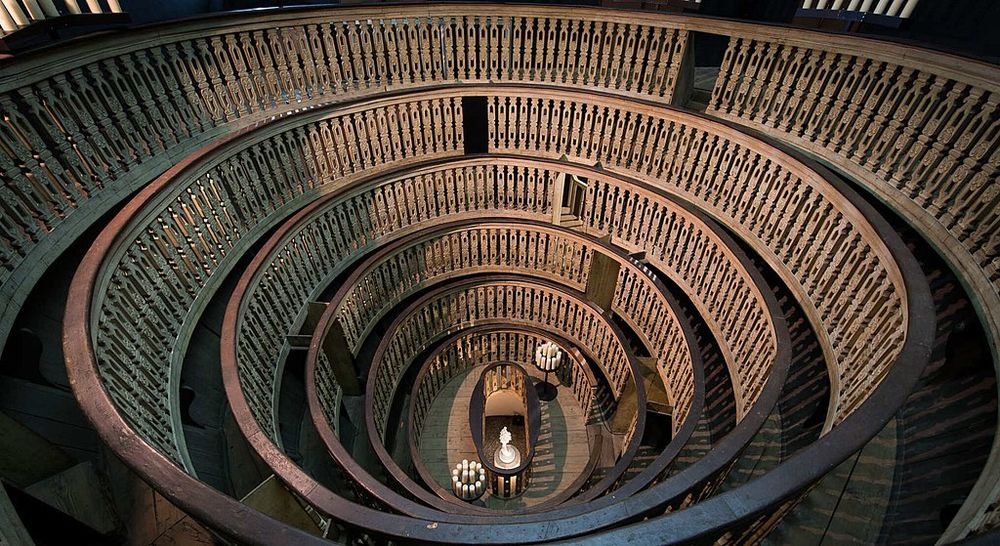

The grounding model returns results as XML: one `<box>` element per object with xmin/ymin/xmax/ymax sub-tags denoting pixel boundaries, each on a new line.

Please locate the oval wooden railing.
<box><xmin>21</xmin><ymin>7</ymin><xmax>993</xmax><ymax>397</ymax></box>
<box><xmin>0</xmin><ymin>5</ymin><xmax>696</xmax><ymax>348</ymax></box>
<box><xmin>211</xmin><ymin>110</ymin><xmax>928</xmax><ymax>540</ymax></box>
<box><xmin>43</xmin><ymin>5</ymin><xmax>956</xmax><ymax>525</ymax></box>
<box><xmin>298</xmin><ymin>220</ymin><xmax>699</xmax><ymax>511</ymax></box>
<box><xmin>312</xmin><ymin>220</ymin><xmax>698</xmax><ymax>432</ymax></box>
<box><xmin>228</xmin><ymin>146</ymin><xmax>777</xmax><ymax>455</ymax></box>
<box><xmin>361</xmin><ymin>276</ymin><xmax>648</xmax><ymax>505</ymax></box>
<box><xmin>236</xmin><ymin>163</ymin><xmax>555</xmax><ymax>445</ymax></box>
<box><xmin>487</xmin><ymin>88</ymin><xmax>907</xmax><ymax>426</ymax></box>
<box><xmin>227</xmin><ymin>205</ymin><xmax>789</xmax><ymax>540</ymax></box>
<box><xmin>60</xmin><ymin>88</ymin><xmax>920</xmax><ymax>540</ymax></box>
<box><xmin>3</xmin><ymin>8</ymin><xmax>981</xmax><ymax>425</ymax></box>
<box><xmin>213</xmin><ymin>206</ymin><xmax>744</xmax><ymax>520</ymax></box>
<box><xmin>470</xmin><ymin>362</ymin><xmax>541</xmax><ymax>498</ymax></box>
<box><xmin>226</xmin><ymin>148</ymin><xmax>772</xmax><ymax>468</ymax></box>
<box><xmin>75</xmin><ymin>92</ymin><xmax>463</xmax><ymax>470</ymax></box>
<box><xmin>408</xmin><ymin>327</ymin><xmax>605</xmax><ymax>478</ymax></box>
<box><xmin>704</xmin><ymin>29</ymin><xmax>1000</xmax><ymax>538</ymax></box>
<box><xmin>361</xmin><ymin>275</ymin><xmax>638</xmax><ymax>440</ymax></box>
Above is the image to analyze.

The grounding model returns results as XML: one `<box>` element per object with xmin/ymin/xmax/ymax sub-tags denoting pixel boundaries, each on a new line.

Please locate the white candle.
<box><xmin>1</xmin><ymin>0</ymin><xmax>28</xmax><ymax>26</ymax></box>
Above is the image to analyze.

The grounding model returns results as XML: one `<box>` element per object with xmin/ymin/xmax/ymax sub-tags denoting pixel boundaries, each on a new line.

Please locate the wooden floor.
<box><xmin>417</xmin><ymin>365</ymin><xmax>594</xmax><ymax>510</ymax></box>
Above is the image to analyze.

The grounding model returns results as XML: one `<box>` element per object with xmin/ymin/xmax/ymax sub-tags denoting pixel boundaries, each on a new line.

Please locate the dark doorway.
<box><xmin>462</xmin><ymin>96</ymin><xmax>489</xmax><ymax>154</ymax></box>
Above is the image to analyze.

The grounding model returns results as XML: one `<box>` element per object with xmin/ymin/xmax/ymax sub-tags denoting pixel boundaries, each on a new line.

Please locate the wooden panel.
<box><xmin>24</xmin><ymin>462</ymin><xmax>120</xmax><ymax>535</ymax></box>
<box><xmin>240</xmin><ymin>475</ymin><xmax>322</xmax><ymax>537</ymax></box>
<box><xmin>0</xmin><ymin>409</ymin><xmax>75</xmax><ymax>488</ymax></box>
<box><xmin>0</xmin><ymin>483</ymin><xmax>33</xmax><ymax>546</ymax></box>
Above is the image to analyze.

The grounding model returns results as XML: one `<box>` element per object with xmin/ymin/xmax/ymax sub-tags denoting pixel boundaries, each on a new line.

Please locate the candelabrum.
<box><xmin>534</xmin><ymin>341</ymin><xmax>562</xmax><ymax>401</ymax></box>
<box><xmin>451</xmin><ymin>459</ymin><xmax>486</xmax><ymax>501</ymax></box>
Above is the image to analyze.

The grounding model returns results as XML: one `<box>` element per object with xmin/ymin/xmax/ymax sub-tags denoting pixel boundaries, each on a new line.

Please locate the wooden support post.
<box><xmin>290</xmin><ymin>301</ymin><xmax>360</xmax><ymax>394</ymax></box>
<box><xmin>322</xmin><ymin>321</ymin><xmax>362</xmax><ymax>396</ymax></box>
<box><xmin>609</xmin><ymin>380</ymin><xmax>637</xmax><ymax>437</ymax></box>
<box><xmin>299</xmin><ymin>302</ymin><xmax>328</xmax><ymax>336</ymax></box>
<box><xmin>638</xmin><ymin>356</ymin><xmax>671</xmax><ymax>409</ymax></box>
<box><xmin>552</xmin><ymin>171</ymin><xmax>567</xmax><ymax>226</ymax></box>
<box><xmin>585</xmin><ymin>245</ymin><xmax>621</xmax><ymax>313</ymax></box>
<box><xmin>671</xmin><ymin>31</ymin><xmax>695</xmax><ymax>108</ymax></box>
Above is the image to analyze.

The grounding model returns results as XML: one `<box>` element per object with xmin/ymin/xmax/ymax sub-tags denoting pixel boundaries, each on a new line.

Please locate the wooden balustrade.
<box><xmin>5</xmin><ymin>9</ymin><xmax>975</xmax><ymax>412</ymax></box>
<box><xmin>706</xmin><ymin>28</ymin><xmax>999</xmax><ymax>538</ymax></box>
<box><xmin>410</xmin><ymin>328</ymin><xmax>599</xmax><ymax>450</ymax></box>
<box><xmin>0</xmin><ymin>6</ymin><xmax>692</xmax><ymax>347</ymax></box>
<box><xmin>228</xmin><ymin>148</ymin><xmax>769</xmax><ymax>459</ymax></box>
<box><xmin>709</xmin><ymin>34</ymin><xmax>998</xmax><ymax>285</ymax></box>
<box><xmin>50</xmin><ymin>6</ymin><xmax>968</xmax><ymax>539</ymax></box>
<box><xmin>588</xmin><ymin>173</ymin><xmax>772</xmax><ymax>420</ymax></box>
<box><xmin>333</xmin><ymin>224</ymin><xmax>593</xmax><ymax>354</ymax></box>
<box><xmin>367</xmin><ymin>279</ymin><xmax>635</xmax><ymax>440</ymax></box>
<box><xmin>88</xmin><ymin>94</ymin><xmax>462</xmax><ymax>467</ymax></box>
<box><xmin>487</xmin><ymin>89</ymin><xmax>907</xmax><ymax>424</ymax></box>
<box><xmin>237</xmin><ymin>147</ymin><xmax>778</xmax><ymax>454</ymax></box>
<box><xmin>65</xmin><ymin>86</ymin><xmax>914</xmax><ymax>542</ymax></box>
<box><xmin>80</xmin><ymin>86</ymin><xmax>795</xmax><ymax>476</ymax></box>
<box><xmin>12</xmin><ymin>12</ymin><xmax>956</xmax><ymax>522</ymax></box>
<box><xmin>352</xmin><ymin>275</ymin><xmax>656</xmax><ymax>515</ymax></box>
<box><xmin>312</xmin><ymin>221</ymin><xmax>697</xmax><ymax>435</ymax></box>
<box><xmin>238</xmin><ymin>164</ymin><xmax>555</xmax><ymax>440</ymax></box>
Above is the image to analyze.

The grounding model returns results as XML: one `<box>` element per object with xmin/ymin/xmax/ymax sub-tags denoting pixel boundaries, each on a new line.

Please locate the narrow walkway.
<box><xmin>417</xmin><ymin>366</ymin><xmax>593</xmax><ymax>510</ymax></box>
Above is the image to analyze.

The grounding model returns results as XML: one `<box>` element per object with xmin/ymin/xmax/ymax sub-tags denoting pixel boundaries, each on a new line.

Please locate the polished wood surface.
<box><xmin>38</xmin><ymin>4</ymin><xmax>977</xmax><ymax>543</ymax></box>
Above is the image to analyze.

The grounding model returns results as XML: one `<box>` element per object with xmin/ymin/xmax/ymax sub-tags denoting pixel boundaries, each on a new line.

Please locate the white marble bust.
<box><xmin>496</xmin><ymin>426</ymin><xmax>520</xmax><ymax>467</ymax></box>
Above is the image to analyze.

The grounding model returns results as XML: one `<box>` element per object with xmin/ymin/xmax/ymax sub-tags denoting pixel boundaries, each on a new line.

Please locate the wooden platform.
<box><xmin>417</xmin><ymin>366</ymin><xmax>595</xmax><ymax>510</ymax></box>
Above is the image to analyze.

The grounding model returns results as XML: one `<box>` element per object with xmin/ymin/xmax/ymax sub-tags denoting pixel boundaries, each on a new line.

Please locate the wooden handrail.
<box><xmin>407</xmin><ymin>326</ymin><xmax>602</xmax><ymax>509</ymax></box>
<box><xmin>294</xmin><ymin>219</ymin><xmax>706</xmax><ymax>513</ymax></box>
<box><xmin>363</xmin><ymin>276</ymin><xmax>649</xmax><ymax>510</ymax></box>
<box><xmin>21</xmin><ymin>4</ymin><xmax>997</xmax><ymax>384</ymax></box>
<box><xmin>470</xmin><ymin>362</ymin><xmax>541</xmax><ymax>498</ymax></box>
<box><xmin>47</xmin><ymin>14</ymin><xmax>944</xmax><ymax>532</ymax></box>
